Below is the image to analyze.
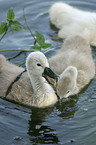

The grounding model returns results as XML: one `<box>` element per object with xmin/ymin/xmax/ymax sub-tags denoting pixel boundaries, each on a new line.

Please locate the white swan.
<box><xmin>49</xmin><ymin>2</ymin><xmax>96</xmax><ymax>46</ymax></box>
<box><xmin>49</xmin><ymin>35</ymin><xmax>95</xmax><ymax>98</ymax></box>
<box><xmin>0</xmin><ymin>52</ymin><xmax>58</xmax><ymax>107</ymax></box>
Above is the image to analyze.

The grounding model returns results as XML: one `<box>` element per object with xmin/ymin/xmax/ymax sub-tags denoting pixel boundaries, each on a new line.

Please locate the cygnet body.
<box><xmin>0</xmin><ymin>52</ymin><xmax>58</xmax><ymax>107</ymax></box>
<box><xmin>49</xmin><ymin>2</ymin><xmax>96</xmax><ymax>46</ymax></box>
<box><xmin>48</xmin><ymin>35</ymin><xmax>95</xmax><ymax>98</ymax></box>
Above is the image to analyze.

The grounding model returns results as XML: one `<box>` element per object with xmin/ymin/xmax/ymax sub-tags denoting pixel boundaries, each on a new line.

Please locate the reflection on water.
<box><xmin>0</xmin><ymin>0</ymin><xmax>96</xmax><ymax>145</ymax></box>
<box><xmin>27</xmin><ymin>96</ymin><xmax>78</xmax><ymax>144</ymax></box>
<box><xmin>28</xmin><ymin>107</ymin><xmax>60</xmax><ymax>144</ymax></box>
<box><xmin>56</xmin><ymin>96</ymin><xmax>78</xmax><ymax>119</ymax></box>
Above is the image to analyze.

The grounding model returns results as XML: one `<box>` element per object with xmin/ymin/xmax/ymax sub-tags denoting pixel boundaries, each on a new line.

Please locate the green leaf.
<box><xmin>12</xmin><ymin>21</ymin><xmax>22</xmax><ymax>26</ymax></box>
<box><xmin>7</xmin><ymin>8</ymin><xmax>15</xmax><ymax>20</ymax></box>
<box><xmin>0</xmin><ymin>22</ymin><xmax>8</xmax><ymax>35</ymax></box>
<box><xmin>32</xmin><ymin>45</ymin><xmax>41</xmax><ymax>50</ymax></box>
<box><xmin>42</xmin><ymin>43</ymin><xmax>51</xmax><ymax>49</ymax></box>
<box><xmin>1</xmin><ymin>22</ymin><xmax>8</xmax><ymax>30</ymax></box>
<box><xmin>10</xmin><ymin>25</ymin><xmax>12</xmax><ymax>30</ymax></box>
<box><xmin>35</xmin><ymin>31</ymin><xmax>45</xmax><ymax>46</ymax></box>
<box><xmin>0</xmin><ymin>28</ymin><xmax>3</xmax><ymax>35</ymax></box>
<box><xmin>10</xmin><ymin>25</ymin><xmax>14</xmax><ymax>34</ymax></box>
<box><xmin>13</xmin><ymin>25</ymin><xmax>24</xmax><ymax>31</ymax></box>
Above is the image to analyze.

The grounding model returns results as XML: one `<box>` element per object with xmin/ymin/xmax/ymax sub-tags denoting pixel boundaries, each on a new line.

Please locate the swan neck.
<box><xmin>29</xmin><ymin>75</ymin><xmax>58</xmax><ymax>107</ymax></box>
<box><xmin>30</xmin><ymin>75</ymin><xmax>55</xmax><ymax>94</ymax></box>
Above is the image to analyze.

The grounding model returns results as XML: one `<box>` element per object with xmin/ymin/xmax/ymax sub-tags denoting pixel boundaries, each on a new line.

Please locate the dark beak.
<box><xmin>42</xmin><ymin>67</ymin><xmax>59</xmax><ymax>87</ymax></box>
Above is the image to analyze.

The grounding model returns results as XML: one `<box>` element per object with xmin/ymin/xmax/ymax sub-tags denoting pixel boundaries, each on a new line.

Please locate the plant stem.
<box><xmin>8</xmin><ymin>51</ymin><xmax>23</xmax><ymax>60</ymax></box>
<box><xmin>19</xmin><ymin>61</ymin><xmax>26</xmax><ymax>67</ymax></box>
<box><xmin>0</xmin><ymin>31</ymin><xmax>7</xmax><ymax>41</ymax></box>
<box><xmin>0</xmin><ymin>48</ymin><xmax>34</xmax><ymax>52</ymax></box>
<box><xmin>23</xmin><ymin>8</ymin><xmax>37</xmax><ymax>42</ymax></box>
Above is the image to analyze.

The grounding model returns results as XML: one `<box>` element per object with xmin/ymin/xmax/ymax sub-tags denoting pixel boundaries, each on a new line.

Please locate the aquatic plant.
<box><xmin>0</xmin><ymin>8</ymin><xmax>51</xmax><ymax>52</ymax></box>
<box><xmin>0</xmin><ymin>8</ymin><xmax>24</xmax><ymax>41</ymax></box>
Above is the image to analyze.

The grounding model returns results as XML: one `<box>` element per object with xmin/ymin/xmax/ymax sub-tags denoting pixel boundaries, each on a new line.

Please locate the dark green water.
<box><xmin>0</xmin><ymin>0</ymin><xmax>96</xmax><ymax>145</ymax></box>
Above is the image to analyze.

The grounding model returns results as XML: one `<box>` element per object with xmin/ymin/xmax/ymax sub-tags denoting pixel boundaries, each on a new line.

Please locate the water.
<box><xmin>0</xmin><ymin>0</ymin><xmax>96</xmax><ymax>144</ymax></box>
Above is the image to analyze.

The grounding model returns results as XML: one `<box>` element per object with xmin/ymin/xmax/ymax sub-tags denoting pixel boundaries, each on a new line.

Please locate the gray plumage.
<box><xmin>49</xmin><ymin>35</ymin><xmax>95</xmax><ymax>97</ymax></box>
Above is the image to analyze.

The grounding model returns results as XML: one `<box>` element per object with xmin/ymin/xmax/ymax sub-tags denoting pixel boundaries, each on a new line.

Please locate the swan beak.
<box><xmin>42</xmin><ymin>67</ymin><xmax>59</xmax><ymax>87</ymax></box>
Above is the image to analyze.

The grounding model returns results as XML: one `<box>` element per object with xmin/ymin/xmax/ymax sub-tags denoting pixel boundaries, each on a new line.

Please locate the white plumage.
<box><xmin>0</xmin><ymin>52</ymin><xmax>57</xmax><ymax>107</ymax></box>
<box><xmin>49</xmin><ymin>2</ymin><xmax>96</xmax><ymax>46</ymax></box>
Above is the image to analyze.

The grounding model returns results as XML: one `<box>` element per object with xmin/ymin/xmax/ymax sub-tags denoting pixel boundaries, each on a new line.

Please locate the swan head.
<box><xmin>57</xmin><ymin>66</ymin><xmax>78</xmax><ymax>99</ymax></box>
<box><xmin>26</xmin><ymin>51</ymin><xmax>58</xmax><ymax>84</ymax></box>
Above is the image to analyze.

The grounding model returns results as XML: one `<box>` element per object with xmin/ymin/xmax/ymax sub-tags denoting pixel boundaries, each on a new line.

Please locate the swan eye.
<box><xmin>37</xmin><ymin>63</ymin><xmax>41</xmax><ymax>66</ymax></box>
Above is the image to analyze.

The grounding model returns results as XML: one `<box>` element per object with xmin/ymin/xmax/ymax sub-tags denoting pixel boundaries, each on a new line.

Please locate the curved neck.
<box><xmin>28</xmin><ymin>73</ymin><xmax>58</xmax><ymax>107</ymax></box>
<box><xmin>30</xmin><ymin>75</ymin><xmax>55</xmax><ymax>94</ymax></box>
